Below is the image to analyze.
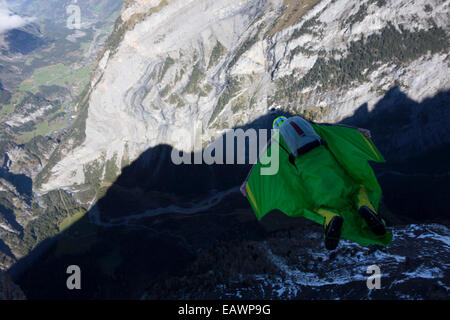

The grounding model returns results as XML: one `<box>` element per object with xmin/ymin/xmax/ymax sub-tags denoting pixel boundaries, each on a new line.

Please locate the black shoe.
<box><xmin>324</xmin><ymin>216</ymin><xmax>344</xmax><ymax>250</ymax></box>
<box><xmin>358</xmin><ymin>206</ymin><xmax>386</xmax><ymax>236</ymax></box>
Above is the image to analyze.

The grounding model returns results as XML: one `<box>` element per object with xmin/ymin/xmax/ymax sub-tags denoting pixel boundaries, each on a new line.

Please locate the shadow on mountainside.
<box><xmin>8</xmin><ymin>87</ymin><xmax>450</xmax><ymax>299</ymax></box>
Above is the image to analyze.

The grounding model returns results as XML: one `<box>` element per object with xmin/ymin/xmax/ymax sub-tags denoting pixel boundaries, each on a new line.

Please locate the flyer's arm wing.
<box><xmin>244</xmin><ymin>135</ymin><xmax>314</xmax><ymax>222</ymax></box>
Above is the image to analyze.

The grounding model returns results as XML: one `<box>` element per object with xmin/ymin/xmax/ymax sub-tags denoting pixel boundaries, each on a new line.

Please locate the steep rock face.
<box><xmin>38</xmin><ymin>0</ymin><xmax>449</xmax><ymax>198</ymax></box>
<box><xmin>38</xmin><ymin>0</ymin><xmax>275</xmax><ymax>192</ymax></box>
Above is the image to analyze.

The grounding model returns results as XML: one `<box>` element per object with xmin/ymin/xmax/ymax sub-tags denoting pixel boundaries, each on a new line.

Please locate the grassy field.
<box><xmin>0</xmin><ymin>102</ymin><xmax>15</xmax><ymax>116</ymax></box>
<box><xmin>54</xmin><ymin>214</ymin><xmax>98</xmax><ymax>258</ymax></box>
<box><xmin>265</xmin><ymin>0</ymin><xmax>321</xmax><ymax>38</ymax></box>
<box><xmin>59</xmin><ymin>210</ymin><xmax>87</xmax><ymax>232</ymax></box>
<box><xmin>80</xmin><ymin>41</ymin><xmax>92</xmax><ymax>55</ymax></box>
<box><xmin>19</xmin><ymin>63</ymin><xmax>70</xmax><ymax>92</ymax></box>
<box><xmin>25</xmin><ymin>54</ymin><xmax>43</xmax><ymax>67</ymax></box>
<box><xmin>19</xmin><ymin>63</ymin><xmax>92</xmax><ymax>93</ymax></box>
<box><xmin>16</xmin><ymin>117</ymin><xmax>67</xmax><ymax>144</ymax></box>
<box><xmin>0</xmin><ymin>92</ymin><xmax>28</xmax><ymax>116</ymax></box>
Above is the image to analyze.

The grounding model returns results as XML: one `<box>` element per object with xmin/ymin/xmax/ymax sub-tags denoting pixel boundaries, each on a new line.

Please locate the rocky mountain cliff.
<box><xmin>36</xmin><ymin>0</ymin><xmax>449</xmax><ymax>195</ymax></box>
<box><xmin>0</xmin><ymin>0</ymin><xmax>449</xmax><ymax>299</ymax></box>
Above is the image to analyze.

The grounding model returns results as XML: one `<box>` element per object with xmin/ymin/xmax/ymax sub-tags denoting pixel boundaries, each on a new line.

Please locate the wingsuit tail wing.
<box><xmin>310</xmin><ymin>123</ymin><xmax>386</xmax><ymax>212</ymax></box>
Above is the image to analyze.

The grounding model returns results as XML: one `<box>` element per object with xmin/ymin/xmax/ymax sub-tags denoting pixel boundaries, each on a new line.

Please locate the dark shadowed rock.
<box><xmin>0</xmin><ymin>272</ymin><xmax>25</xmax><ymax>300</ymax></box>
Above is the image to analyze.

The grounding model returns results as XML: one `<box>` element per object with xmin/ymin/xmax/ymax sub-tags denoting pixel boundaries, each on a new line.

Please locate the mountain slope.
<box><xmin>1</xmin><ymin>0</ymin><xmax>449</xmax><ymax>297</ymax></box>
<box><xmin>0</xmin><ymin>0</ymin><xmax>123</xmax><ymax>270</ymax></box>
<box><xmin>37</xmin><ymin>0</ymin><xmax>449</xmax><ymax>196</ymax></box>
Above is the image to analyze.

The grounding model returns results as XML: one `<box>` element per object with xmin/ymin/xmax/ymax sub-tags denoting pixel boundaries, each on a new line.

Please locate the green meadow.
<box><xmin>19</xmin><ymin>63</ymin><xmax>92</xmax><ymax>93</ymax></box>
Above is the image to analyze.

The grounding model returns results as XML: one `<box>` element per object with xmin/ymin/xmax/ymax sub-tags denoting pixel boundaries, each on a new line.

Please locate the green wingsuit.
<box><xmin>244</xmin><ymin>122</ymin><xmax>392</xmax><ymax>247</ymax></box>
